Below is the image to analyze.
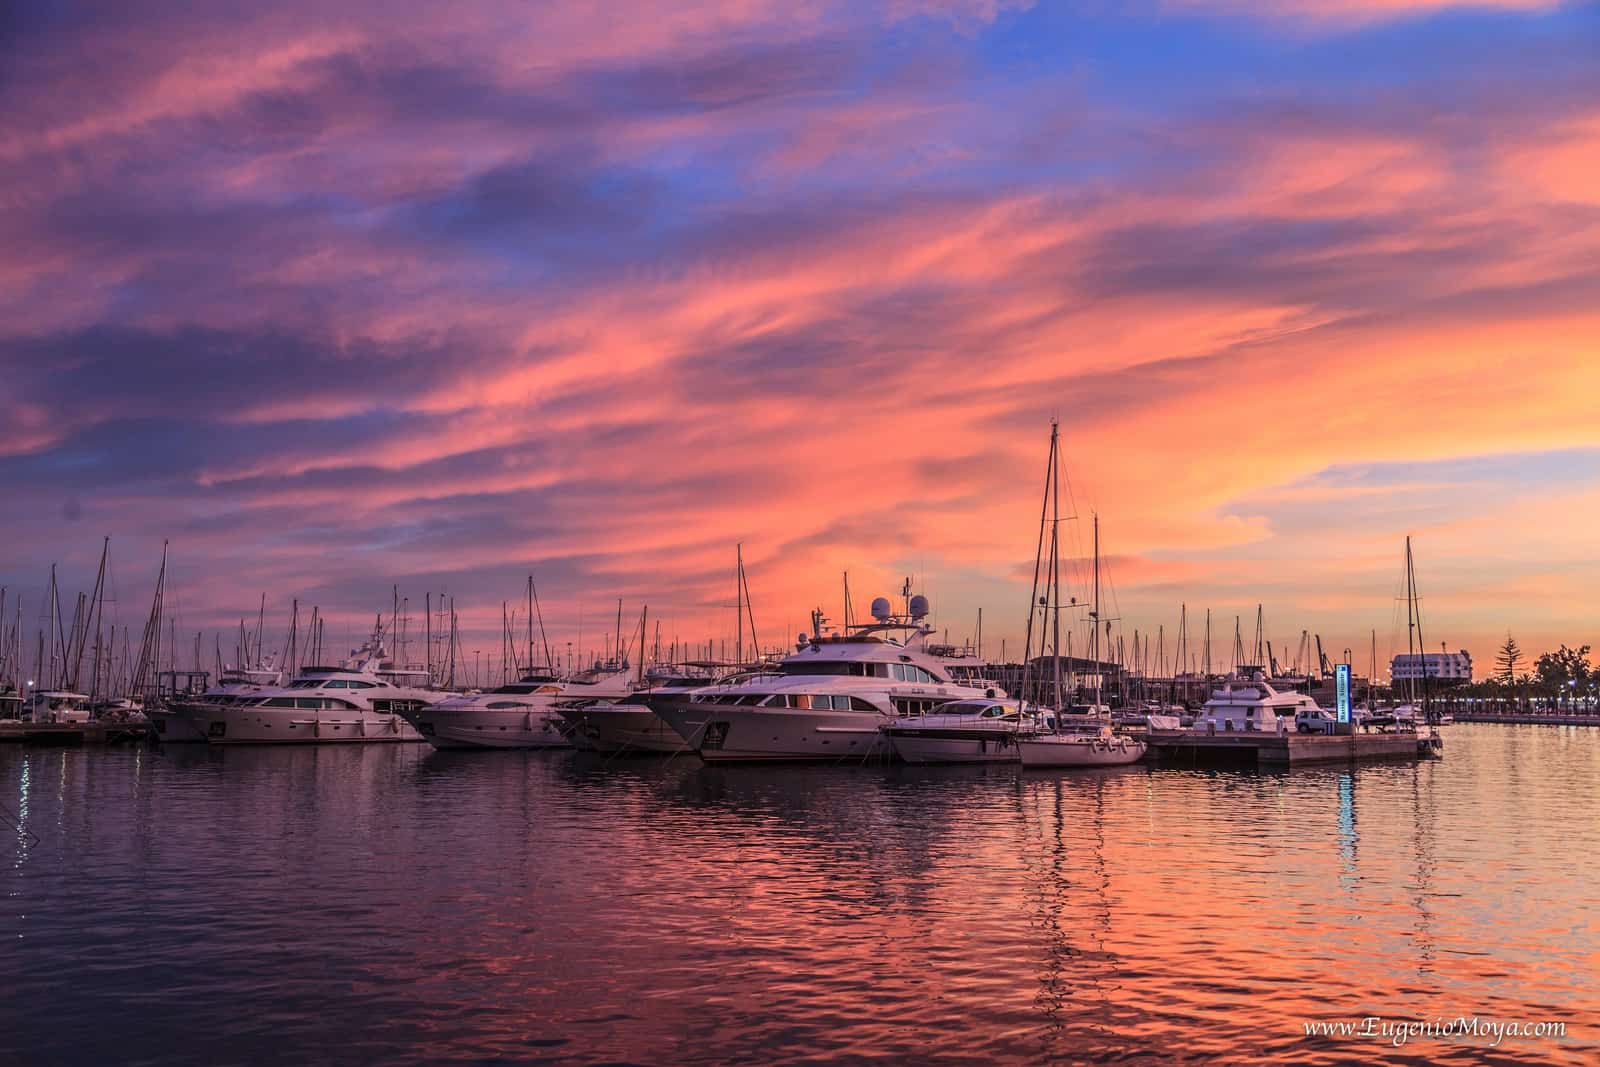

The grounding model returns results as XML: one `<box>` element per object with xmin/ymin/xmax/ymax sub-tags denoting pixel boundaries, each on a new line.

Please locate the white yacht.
<box><xmin>25</xmin><ymin>689</ymin><xmax>93</xmax><ymax>723</ymax></box>
<box><xmin>650</xmin><ymin>597</ymin><xmax>1004</xmax><ymax>762</ymax></box>
<box><xmin>405</xmin><ymin>662</ymin><xmax>635</xmax><ymax>750</ymax></box>
<box><xmin>154</xmin><ymin>665</ymin><xmax>283</xmax><ymax>742</ymax></box>
<box><xmin>881</xmin><ymin>698</ymin><xmax>1047</xmax><ymax>764</ymax></box>
<box><xmin>560</xmin><ymin>664</ymin><xmax>725</xmax><ymax>754</ymax></box>
<box><xmin>1189</xmin><ymin>674</ymin><xmax>1318</xmax><ymax>734</ymax></box>
<box><xmin>177</xmin><ymin>640</ymin><xmax>436</xmax><ymax>744</ymax></box>
<box><xmin>1017</xmin><ymin>723</ymin><xmax>1147</xmax><ymax>767</ymax></box>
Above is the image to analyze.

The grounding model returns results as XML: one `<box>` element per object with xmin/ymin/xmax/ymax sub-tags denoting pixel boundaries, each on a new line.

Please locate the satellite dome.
<box><xmin>908</xmin><ymin>594</ymin><xmax>930</xmax><ymax>619</ymax></box>
<box><xmin>870</xmin><ymin>596</ymin><xmax>893</xmax><ymax>621</ymax></box>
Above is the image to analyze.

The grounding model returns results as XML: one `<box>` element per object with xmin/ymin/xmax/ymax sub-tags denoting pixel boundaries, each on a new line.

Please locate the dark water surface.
<box><xmin>3</xmin><ymin>725</ymin><xmax>1596</xmax><ymax>1065</ymax></box>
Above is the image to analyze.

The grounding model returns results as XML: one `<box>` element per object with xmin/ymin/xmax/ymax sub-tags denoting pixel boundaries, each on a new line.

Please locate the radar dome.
<box><xmin>870</xmin><ymin>596</ymin><xmax>893</xmax><ymax>621</ymax></box>
<box><xmin>908</xmin><ymin>594</ymin><xmax>930</xmax><ymax>619</ymax></box>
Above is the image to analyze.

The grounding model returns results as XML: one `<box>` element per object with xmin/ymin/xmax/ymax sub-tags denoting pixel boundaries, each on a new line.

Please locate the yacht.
<box><xmin>176</xmin><ymin>638</ymin><xmax>436</xmax><ymax>744</ymax></box>
<box><xmin>650</xmin><ymin>597</ymin><xmax>1004</xmax><ymax>762</ymax></box>
<box><xmin>154</xmin><ymin>665</ymin><xmax>283</xmax><ymax>742</ymax></box>
<box><xmin>25</xmin><ymin>689</ymin><xmax>93</xmax><ymax>723</ymax></box>
<box><xmin>1</xmin><ymin>685</ymin><xmax>22</xmax><ymax>720</ymax></box>
<box><xmin>1190</xmin><ymin>674</ymin><xmax>1318</xmax><ymax>734</ymax></box>
<box><xmin>405</xmin><ymin>662</ymin><xmax>634</xmax><ymax>750</ymax></box>
<box><xmin>560</xmin><ymin>663</ymin><xmax>726</xmax><ymax>755</ymax></box>
<box><xmin>1017</xmin><ymin>723</ymin><xmax>1147</xmax><ymax>767</ymax></box>
<box><xmin>881</xmin><ymin>698</ymin><xmax>1048</xmax><ymax>764</ymax></box>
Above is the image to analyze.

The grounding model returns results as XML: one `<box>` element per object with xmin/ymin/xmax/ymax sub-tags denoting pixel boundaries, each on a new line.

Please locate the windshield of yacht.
<box><xmin>778</xmin><ymin>660</ymin><xmax>945</xmax><ymax>682</ymax></box>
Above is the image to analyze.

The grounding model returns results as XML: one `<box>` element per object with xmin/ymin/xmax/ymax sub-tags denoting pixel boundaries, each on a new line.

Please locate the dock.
<box><xmin>0</xmin><ymin>721</ymin><xmax>153</xmax><ymax>746</ymax></box>
<box><xmin>1146</xmin><ymin>729</ymin><xmax>1435</xmax><ymax>768</ymax></box>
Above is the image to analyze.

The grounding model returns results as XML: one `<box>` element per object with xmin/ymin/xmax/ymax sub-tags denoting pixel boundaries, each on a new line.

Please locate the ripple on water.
<box><xmin>1</xmin><ymin>726</ymin><xmax>1596</xmax><ymax>1065</ymax></box>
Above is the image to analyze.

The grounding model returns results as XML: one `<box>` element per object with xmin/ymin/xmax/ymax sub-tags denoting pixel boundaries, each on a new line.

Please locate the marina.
<box><xmin>5</xmin><ymin>2</ymin><xmax>1597</xmax><ymax>1061</ymax></box>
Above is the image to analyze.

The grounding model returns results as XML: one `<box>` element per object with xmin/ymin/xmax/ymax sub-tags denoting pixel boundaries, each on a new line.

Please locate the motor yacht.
<box><xmin>176</xmin><ymin>638</ymin><xmax>435</xmax><ymax>744</ymax></box>
<box><xmin>405</xmin><ymin>662</ymin><xmax>634</xmax><ymax>750</ymax></box>
<box><xmin>154</xmin><ymin>665</ymin><xmax>283</xmax><ymax>742</ymax></box>
<box><xmin>650</xmin><ymin>597</ymin><xmax>1004</xmax><ymax>762</ymax></box>
<box><xmin>1189</xmin><ymin>674</ymin><xmax>1319</xmax><ymax>734</ymax></box>
<box><xmin>25</xmin><ymin>689</ymin><xmax>93</xmax><ymax>723</ymax></box>
<box><xmin>560</xmin><ymin>663</ymin><xmax>726</xmax><ymax>754</ymax></box>
<box><xmin>881</xmin><ymin>698</ymin><xmax>1049</xmax><ymax>764</ymax></box>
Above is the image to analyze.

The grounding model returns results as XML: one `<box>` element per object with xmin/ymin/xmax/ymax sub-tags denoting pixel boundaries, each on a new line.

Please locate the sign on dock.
<box><xmin>1336</xmin><ymin>663</ymin><xmax>1352</xmax><ymax>724</ymax></box>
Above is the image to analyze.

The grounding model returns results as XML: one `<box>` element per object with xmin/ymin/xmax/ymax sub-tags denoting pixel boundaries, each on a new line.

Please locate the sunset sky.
<box><xmin>2</xmin><ymin>1</ymin><xmax>1597</xmax><ymax>677</ymax></box>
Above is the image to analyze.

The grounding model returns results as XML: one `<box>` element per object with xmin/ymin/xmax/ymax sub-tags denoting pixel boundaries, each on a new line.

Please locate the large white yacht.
<box><xmin>1188</xmin><ymin>674</ymin><xmax>1318</xmax><ymax>734</ymax></box>
<box><xmin>176</xmin><ymin>638</ymin><xmax>436</xmax><ymax>744</ymax></box>
<box><xmin>153</xmin><ymin>665</ymin><xmax>284</xmax><ymax>742</ymax></box>
<box><xmin>650</xmin><ymin>597</ymin><xmax>1004</xmax><ymax>762</ymax></box>
<box><xmin>404</xmin><ymin>662</ymin><xmax>635</xmax><ymax>750</ymax></box>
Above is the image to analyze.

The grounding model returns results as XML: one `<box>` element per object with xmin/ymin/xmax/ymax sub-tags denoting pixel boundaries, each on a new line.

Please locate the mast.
<box><xmin>1092</xmin><ymin>512</ymin><xmax>1101</xmax><ymax>711</ymax></box>
<box><xmin>1050</xmin><ymin>421</ymin><xmax>1063</xmax><ymax>712</ymax></box>
<box><xmin>531</xmin><ymin>580</ymin><xmax>553</xmax><ymax>674</ymax></box>
<box><xmin>1019</xmin><ymin>420</ymin><xmax>1056</xmax><ymax>712</ymax></box>
<box><xmin>736</xmin><ymin>544</ymin><xmax>743</xmax><ymax>668</ymax></box>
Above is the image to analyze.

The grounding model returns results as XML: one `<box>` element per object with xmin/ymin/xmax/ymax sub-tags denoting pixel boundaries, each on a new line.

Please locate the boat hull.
<box><xmin>1018</xmin><ymin>734</ymin><xmax>1147</xmax><ymax>768</ymax></box>
<box><xmin>147</xmin><ymin>706</ymin><xmax>209</xmax><ymax>743</ymax></box>
<box><xmin>650</xmin><ymin>696</ymin><xmax>889</xmax><ymax>762</ymax></box>
<box><xmin>563</xmin><ymin>704</ymin><xmax>688</xmax><ymax>754</ymax></box>
<box><xmin>176</xmin><ymin>704</ymin><xmax>424</xmax><ymax>744</ymax></box>
<box><xmin>408</xmin><ymin>707</ymin><xmax>570</xmax><ymax>750</ymax></box>
<box><xmin>884</xmin><ymin>727</ymin><xmax>1023</xmax><ymax>764</ymax></box>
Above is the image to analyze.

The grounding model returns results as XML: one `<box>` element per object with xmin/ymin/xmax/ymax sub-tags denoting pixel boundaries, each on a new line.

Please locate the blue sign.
<box><xmin>1335</xmin><ymin>663</ymin><xmax>1352</xmax><ymax>724</ymax></box>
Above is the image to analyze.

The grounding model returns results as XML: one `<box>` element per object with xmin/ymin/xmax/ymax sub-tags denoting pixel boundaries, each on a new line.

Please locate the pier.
<box><xmin>0</xmin><ymin>721</ymin><xmax>152</xmax><ymax>745</ymax></box>
<box><xmin>1146</xmin><ymin>729</ymin><xmax>1433</xmax><ymax>768</ymax></box>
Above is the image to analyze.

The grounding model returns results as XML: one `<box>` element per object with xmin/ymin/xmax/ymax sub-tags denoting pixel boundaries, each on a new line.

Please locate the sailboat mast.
<box><xmin>736</xmin><ymin>544</ymin><xmax>744</xmax><ymax>668</ymax></box>
<box><xmin>1050</xmin><ymin>424</ymin><xmax>1062</xmax><ymax>711</ymax></box>
<box><xmin>1092</xmin><ymin>512</ymin><xmax>1101</xmax><ymax>710</ymax></box>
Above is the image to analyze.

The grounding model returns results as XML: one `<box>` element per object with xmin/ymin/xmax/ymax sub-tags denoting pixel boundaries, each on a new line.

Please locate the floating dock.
<box><xmin>1146</xmin><ymin>729</ymin><xmax>1435</xmax><ymax>768</ymax></box>
<box><xmin>0</xmin><ymin>721</ymin><xmax>153</xmax><ymax>745</ymax></box>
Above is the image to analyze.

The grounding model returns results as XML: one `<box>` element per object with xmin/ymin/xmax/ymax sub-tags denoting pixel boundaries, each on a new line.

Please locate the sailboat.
<box><xmin>1397</xmin><ymin>536</ymin><xmax>1445</xmax><ymax>757</ymax></box>
<box><xmin>1015</xmin><ymin>421</ymin><xmax>1146</xmax><ymax>769</ymax></box>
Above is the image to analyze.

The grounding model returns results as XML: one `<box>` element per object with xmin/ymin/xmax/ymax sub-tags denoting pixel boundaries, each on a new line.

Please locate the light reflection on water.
<box><xmin>1</xmin><ymin>725</ymin><xmax>1596</xmax><ymax>1065</ymax></box>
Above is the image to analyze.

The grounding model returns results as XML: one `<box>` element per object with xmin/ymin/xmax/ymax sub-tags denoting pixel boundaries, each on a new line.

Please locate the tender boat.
<box><xmin>650</xmin><ymin>596</ymin><xmax>1004</xmax><ymax>762</ymax></box>
<box><xmin>405</xmin><ymin>662</ymin><xmax>634</xmax><ymax>750</ymax></box>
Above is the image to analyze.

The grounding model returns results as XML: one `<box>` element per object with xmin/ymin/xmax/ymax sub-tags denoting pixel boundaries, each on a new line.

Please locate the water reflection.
<box><xmin>0</xmin><ymin>728</ymin><xmax>1594</xmax><ymax>1065</ymax></box>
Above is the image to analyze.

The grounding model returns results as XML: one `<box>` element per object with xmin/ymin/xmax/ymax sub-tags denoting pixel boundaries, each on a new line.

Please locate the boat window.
<box><xmin>265</xmin><ymin>697</ymin><xmax>298</xmax><ymax>707</ymax></box>
<box><xmin>790</xmin><ymin>695</ymin><xmax>812</xmax><ymax>709</ymax></box>
<box><xmin>759</xmin><ymin>695</ymin><xmax>784</xmax><ymax>707</ymax></box>
<box><xmin>486</xmin><ymin>701</ymin><xmax>531</xmax><ymax>709</ymax></box>
<box><xmin>850</xmin><ymin>696</ymin><xmax>877</xmax><ymax>711</ymax></box>
<box><xmin>736</xmin><ymin>694</ymin><xmax>764</xmax><ymax>705</ymax></box>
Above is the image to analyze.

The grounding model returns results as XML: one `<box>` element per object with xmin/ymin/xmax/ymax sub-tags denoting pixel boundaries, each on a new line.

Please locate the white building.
<box><xmin>1391</xmin><ymin>650</ymin><xmax>1472</xmax><ymax>683</ymax></box>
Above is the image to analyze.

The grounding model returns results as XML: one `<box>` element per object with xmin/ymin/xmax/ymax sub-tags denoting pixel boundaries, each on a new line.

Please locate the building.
<box><xmin>1390</xmin><ymin>650</ymin><xmax>1473</xmax><ymax>684</ymax></box>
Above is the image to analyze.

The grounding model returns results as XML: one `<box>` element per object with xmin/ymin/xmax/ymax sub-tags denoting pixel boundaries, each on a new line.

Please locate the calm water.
<box><xmin>2</xmin><ymin>726</ymin><xmax>1596</xmax><ymax>1065</ymax></box>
